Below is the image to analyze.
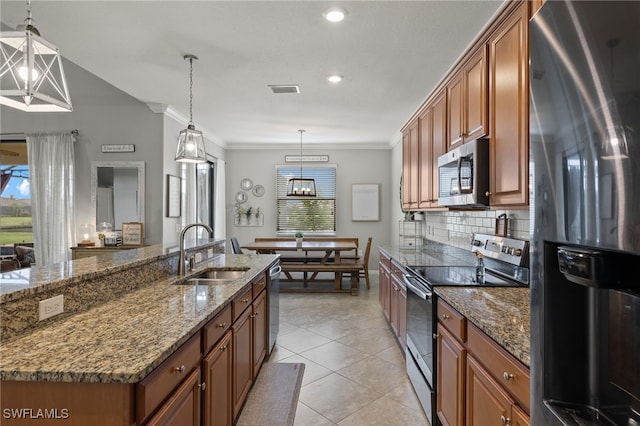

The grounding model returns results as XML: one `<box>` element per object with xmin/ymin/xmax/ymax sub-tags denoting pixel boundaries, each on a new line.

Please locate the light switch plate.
<box><xmin>39</xmin><ymin>295</ymin><xmax>64</xmax><ymax>321</ymax></box>
<box><xmin>194</xmin><ymin>252</ymin><xmax>202</xmax><ymax>263</ymax></box>
<box><xmin>207</xmin><ymin>249</ymin><xmax>213</xmax><ymax>258</ymax></box>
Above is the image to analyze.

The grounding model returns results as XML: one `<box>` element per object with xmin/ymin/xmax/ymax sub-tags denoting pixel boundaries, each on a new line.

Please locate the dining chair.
<box><xmin>356</xmin><ymin>237</ymin><xmax>373</xmax><ymax>289</ymax></box>
<box><xmin>230</xmin><ymin>237</ymin><xmax>244</xmax><ymax>254</ymax></box>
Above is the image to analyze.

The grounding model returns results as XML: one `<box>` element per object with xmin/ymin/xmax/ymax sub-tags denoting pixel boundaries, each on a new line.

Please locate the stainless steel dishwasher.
<box><xmin>267</xmin><ymin>262</ymin><xmax>281</xmax><ymax>354</ymax></box>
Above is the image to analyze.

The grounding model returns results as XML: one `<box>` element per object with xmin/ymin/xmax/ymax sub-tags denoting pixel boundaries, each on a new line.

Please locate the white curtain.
<box><xmin>26</xmin><ymin>131</ymin><xmax>76</xmax><ymax>266</ymax></box>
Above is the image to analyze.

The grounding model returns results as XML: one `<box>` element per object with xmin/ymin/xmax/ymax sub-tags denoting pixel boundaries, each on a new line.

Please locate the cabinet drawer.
<box><xmin>252</xmin><ymin>274</ymin><xmax>267</xmax><ymax>299</ymax></box>
<box><xmin>203</xmin><ymin>304</ymin><xmax>232</xmax><ymax>354</ymax></box>
<box><xmin>437</xmin><ymin>299</ymin><xmax>466</xmax><ymax>342</ymax></box>
<box><xmin>136</xmin><ymin>332</ymin><xmax>201</xmax><ymax>423</ymax></box>
<box><xmin>467</xmin><ymin>323</ymin><xmax>530</xmax><ymax>413</ymax></box>
<box><xmin>232</xmin><ymin>286</ymin><xmax>253</xmax><ymax>322</ymax></box>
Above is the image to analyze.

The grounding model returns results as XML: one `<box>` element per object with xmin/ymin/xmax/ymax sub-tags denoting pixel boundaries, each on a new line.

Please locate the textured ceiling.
<box><xmin>0</xmin><ymin>1</ymin><xmax>505</xmax><ymax>148</ymax></box>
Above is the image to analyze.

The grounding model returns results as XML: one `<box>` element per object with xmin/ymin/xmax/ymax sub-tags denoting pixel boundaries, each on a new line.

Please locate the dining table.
<box><xmin>241</xmin><ymin>240</ymin><xmax>357</xmax><ymax>263</ymax></box>
<box><xmin>241</xmin><ymin>240</ymin><xmax>360</xmax><ymax>293</ymax></box>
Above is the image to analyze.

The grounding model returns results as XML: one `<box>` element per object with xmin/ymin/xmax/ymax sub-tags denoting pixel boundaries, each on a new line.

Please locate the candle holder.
<box><xmin>78</xmin><ymin>224</ymin><xmax>96</xmax><ymax>247</ymax></box>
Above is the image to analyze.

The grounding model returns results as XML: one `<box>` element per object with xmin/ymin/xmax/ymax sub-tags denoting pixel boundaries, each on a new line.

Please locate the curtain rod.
<box><xmin>1</xmin><ymin>129</ymin><xmax>79</xmax><ymax>139</ymax></box>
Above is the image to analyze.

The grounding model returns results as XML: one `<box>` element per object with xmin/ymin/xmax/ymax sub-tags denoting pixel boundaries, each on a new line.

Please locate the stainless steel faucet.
<box><xmin>178</xmin><ymin>223</ymin><xmax>213</xmax><ymax>276</ymax></box>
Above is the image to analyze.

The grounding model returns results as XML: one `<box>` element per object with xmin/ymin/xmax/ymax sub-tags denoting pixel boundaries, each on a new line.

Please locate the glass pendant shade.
<box><xmin>175</xmin><ymin>123</ymin><xmax>207</xmax><ymax>163</ymax></box>
<box><xmin>286</xmin><ymin>129</ymin><xmax>316</xmax><ymax>197</ymax></box>
<box><xmin>0</xmin><ymin>2</ymin><xmax>72</xmax><ymax>112</ymax></box>
<box><xmin>176</xmin><ymin>54</ymin><xmax>207</xmax><ymax>163</ymax></box>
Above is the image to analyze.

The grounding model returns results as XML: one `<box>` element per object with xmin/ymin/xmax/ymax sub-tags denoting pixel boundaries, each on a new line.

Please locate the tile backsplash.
<box><xmin>419</xmin><ymin>209</ymin><xmax>531</xmax><ymax>250</ymax></box>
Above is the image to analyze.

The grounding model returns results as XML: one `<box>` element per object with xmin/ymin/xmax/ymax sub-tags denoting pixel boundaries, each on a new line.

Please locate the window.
<box><xmin>195</xmin><ymin>161</ymin><xmax>215</xmax><ymax>231</ymax></box>
<box><xmin>0</xmin><ymin>141</ymin><xmax>32</xmax><ymax>246</ymax></box>
<box><xmin>276</xmin><ymin>164</ymin><xmax>336</xmax><ymax>235</ymax></box>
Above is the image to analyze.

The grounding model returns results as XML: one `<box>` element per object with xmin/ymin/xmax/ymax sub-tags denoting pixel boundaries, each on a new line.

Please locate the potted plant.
<box><xmin>295</xmin><ymin>231</ymin><xmax>303</xmax><ymax>245</ymax></box>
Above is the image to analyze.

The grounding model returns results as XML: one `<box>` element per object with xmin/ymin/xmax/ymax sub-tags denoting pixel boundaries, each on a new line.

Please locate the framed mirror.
<box><xmin>91</xmin><ymin>161</ymin><xmax>145</xmax><ymax>231</ymax></box>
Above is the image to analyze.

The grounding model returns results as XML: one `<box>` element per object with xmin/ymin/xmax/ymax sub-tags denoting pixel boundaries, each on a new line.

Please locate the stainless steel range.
<box><xmin>404</xmin><ymin>233</ymin><xmax>529</xmax><ymax>425</ymax></box>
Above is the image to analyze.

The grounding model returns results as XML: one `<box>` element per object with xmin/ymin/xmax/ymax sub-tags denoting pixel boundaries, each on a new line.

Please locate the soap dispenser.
<box><xmin>475</xmin><ymin>251</ymin><xmax>485</xmax><ymax>283</ymax></box>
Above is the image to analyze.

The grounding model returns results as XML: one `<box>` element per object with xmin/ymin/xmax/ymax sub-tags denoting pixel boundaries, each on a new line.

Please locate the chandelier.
<box><xmin>287</xmin><ymin>130</ymin><xmax>316</xmax><ymax>197</ymax></box>
<box><xmin>0</xmin><ymin>0</ymin><xmax>72</xmax><ymax>112</ymax></box>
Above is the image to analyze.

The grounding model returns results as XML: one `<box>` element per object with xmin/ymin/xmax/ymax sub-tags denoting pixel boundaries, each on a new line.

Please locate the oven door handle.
<box><xmin>403</xmin><ymin>275</ymin><xmax>432</xmax><ymax>300</ymax></box>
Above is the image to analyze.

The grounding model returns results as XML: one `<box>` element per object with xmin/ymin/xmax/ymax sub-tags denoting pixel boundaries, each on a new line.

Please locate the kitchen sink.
<box><xmin>179</xmin><ymin>267</ymin><xmax>250</xmax><ymax>285</ymax></box>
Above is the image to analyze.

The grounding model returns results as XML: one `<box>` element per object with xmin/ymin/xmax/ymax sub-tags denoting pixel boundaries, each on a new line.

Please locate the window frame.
<box><xmin>275</xmin><ymin>163</ymin><xmax>337</xmax><ymax>236</ymax></box>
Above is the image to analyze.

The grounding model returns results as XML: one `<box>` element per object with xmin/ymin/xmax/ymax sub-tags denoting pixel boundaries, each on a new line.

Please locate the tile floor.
<box><xmin>268</xmin><ymin>274</ymin><xmax>430</xmax><ymax>425</ymax></box>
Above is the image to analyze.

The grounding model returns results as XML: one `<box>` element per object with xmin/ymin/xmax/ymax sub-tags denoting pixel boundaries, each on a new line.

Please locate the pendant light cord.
<box><xmin>188</xmin><ymin>56</ymin><xmax>194</xmax><ymax>126</ymax></box>
<box><xmin>298</xmin><ymin>129</ymin><xmax>305</xmax><ymax>178</ymax></box>
<box><xmin>25</xmin><ymin>0</ymin><xmax>32</xmax><ymax>26</ymax></box>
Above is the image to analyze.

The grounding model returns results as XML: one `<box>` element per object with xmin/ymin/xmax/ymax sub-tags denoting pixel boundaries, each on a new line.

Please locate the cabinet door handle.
<box><xmin>485</xmin><ymin>191</ymin><xmax>492</xmax><ymax>196</ymax></box>
<box><xmin>503</xmin><ymin>371</ymin><xmax>515</xmax><ymax>381</ymax></box>
<box><xmin>242</xmin><ymin>298</ymin><xmax>250</xmax><ymax>303</ymax></box>
<box><xmin>442</xmin><ymin>314</ymin><xmax>451</xmax><ymax>320</ymax></box>
<box><xmin>500</xmin><ymin>415</ymin><xmax>511</xmax><ymax>425</ymax></box>
<box><xmin>433</xmin><ymin>333</ymin><xmax>440</xmax><ymax>339</ymax></box>
<box><xmin>198</xmin><ymin>382</ymin><xmax>206</xmax><ymax>391</ymax></box>
<box><xmin>219</xmin><ymin>345</ymin><xmax>227</xmax><ymax>351</ymax></box>
<box><xmin>216</xmin><ymin>322</ymin><xmax>227</xmax><ymax>328</ymax></box>
<box><xmin>174</xmin><ymin>365</ymin><xmax>185</xmax><ymax>374</ymax></box>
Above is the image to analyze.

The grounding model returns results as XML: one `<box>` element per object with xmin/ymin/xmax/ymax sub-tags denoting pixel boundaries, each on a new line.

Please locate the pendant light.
<box><xmin>175</xmin><ymin>54</ymin><xmax>207</xmax><ymax>163</ymax></box>
<box><xmin>287</xmin><ymin>129</ymin><xmax>317</xmax><ymax>197</ymax></box>
<box><xmin>0</xmin><ymin>0</ymin><xmax>72</xmax><ymax>112</ymax></box>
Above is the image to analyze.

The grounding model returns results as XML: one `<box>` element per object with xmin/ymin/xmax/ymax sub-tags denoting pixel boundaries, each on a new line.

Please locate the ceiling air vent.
<box><xmin>269</xmin><ymin>84</ymin><xmax>300</xmax><ymax>94</ymax></box>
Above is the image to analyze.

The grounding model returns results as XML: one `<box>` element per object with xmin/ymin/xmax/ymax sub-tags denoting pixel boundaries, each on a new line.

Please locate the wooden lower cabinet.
<box><xmin>511</xmin><ymin>403</ymin><xmax>531</xmax><ymax>426</ymax></box>
<box><xmin>252</xmin><ymin>289</ymin><xmax>267</xmax><ymax>379</ymax></box>
<box><xmin>437</xmin><ymin>326</ymin><xmax>466</xmax><ymax>426</ymax></box>
<box><xmin>466</xmin><ymin>355</ymin><xmax>513</xmax><ymax>426</ymax></box>
<box><xmin>436</xmin><ymin>299</ymin><xmax>530</xmax><ymax>426</ymax></box>
<box><xmin>146</xmin><ymin>368</ymin><xmax>202</xmax><ymax>426</ymax></box>
<box><xmin>379</xmin><ymin>261</ymin><xmax>391</xmax><ymax>320</ymax></box>
<box><xmin>232</xmin><ymin>304</ymin><xmax>253</xmax><ymax>420</ymax></box>
<box><xmin>202</xmin><ymin>331</ymin><xmax>232</xmax><ymax>426</ymax></box>
<box><xmin>379</xmin><ymin>257</ymin><xmax>407</xmax><ymax>351</ymax></box>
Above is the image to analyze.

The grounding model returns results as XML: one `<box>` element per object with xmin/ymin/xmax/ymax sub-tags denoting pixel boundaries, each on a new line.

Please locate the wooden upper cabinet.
<box><xmin>447</xmin><ymin>46</ymin><xmax>488</xmax><ymax>151</ymax></box>
<box><xmin>529</xmin><ymin>0</ymin><xmax>546</xmax><ymax>17</ymax></box>
<box><xmin>447</xmin><ymin>72</ymin><xmax>464</xmax><ymax>150</ymax></box>
<box><xmin>431</xmin><ymin>90</ymin><xmax>447</xmax><ymax>207</ymax></box>
<box><xmin>488</xmin><ymin>2</ymin><xmax>529</xmax><ymax>207</ymax></box>
<box><xmin>465</xmin><ymin>46</ymin><xmax>488</xmax><ymax>142</ymax></box>
<box><xmin>418</xmin><ymin>108</ymin><xmax>433</xmax><ymax>209</ymax></box>
<box><xmin>401</xmin><ymin>130</ymin><xmax>411</xmax><ymax>210</ymax></box>
<box><xmin>402</xmin><ymin>120</ymin><xmax>419</xmax><ymax>210</ymax></box>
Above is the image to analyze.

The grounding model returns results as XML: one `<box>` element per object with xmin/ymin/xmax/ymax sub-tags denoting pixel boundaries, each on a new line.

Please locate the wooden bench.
<box><xmin>280</xmin><ymin>262</ymin><xmax>362</xmax><ymax>295</ymax></box>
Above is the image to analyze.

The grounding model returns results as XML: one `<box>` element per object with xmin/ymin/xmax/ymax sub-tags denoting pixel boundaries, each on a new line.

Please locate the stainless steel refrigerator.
<box><xmin>530</xmin><ymin>1</ymin><xmax>640</xmax><ymax>425</ymax></box>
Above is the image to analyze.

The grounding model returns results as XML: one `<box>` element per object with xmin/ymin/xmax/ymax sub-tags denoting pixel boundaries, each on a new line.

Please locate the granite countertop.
<box><xmin>379</xmin><ymin>243</ymin><xmax>530</xmax><ymax>367</ymax></box>
<box><xmin>435</xmin><ymin>287</ymin><xmax>530</xmax><ymax>367</ymax></box>
<box><xmin>0</xmin><ymin>253</ymin><xmax>278</xmax><ymax>384</ymax></box>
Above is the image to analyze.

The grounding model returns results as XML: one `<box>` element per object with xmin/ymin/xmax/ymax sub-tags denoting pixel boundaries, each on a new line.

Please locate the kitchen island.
<box><xmin>0</xmin><ymin>241</ymin><xmax>279</xmax><ymax>425</ymax></box>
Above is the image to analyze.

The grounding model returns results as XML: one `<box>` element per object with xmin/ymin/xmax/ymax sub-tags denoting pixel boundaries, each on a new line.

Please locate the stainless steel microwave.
<box><xmin>437</xmin><ymin>138</ymin><xmax>489</xmax><ymax>207</ymax></box>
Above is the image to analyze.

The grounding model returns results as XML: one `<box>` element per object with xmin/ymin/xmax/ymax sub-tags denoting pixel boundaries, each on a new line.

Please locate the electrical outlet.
<box><xmin>194</xmin><ymin>252</ymin><xmax>202</xmax><ymax>263</ymax></box>
<box><xmin>39</xmin><ymin>295</ymin><xmax>64</xmax><ymax>321</ymax></box>
<box><xmin>207</xmin><ymin>248</ymin><xmax>213</xmax><ymax>258</ymax></box>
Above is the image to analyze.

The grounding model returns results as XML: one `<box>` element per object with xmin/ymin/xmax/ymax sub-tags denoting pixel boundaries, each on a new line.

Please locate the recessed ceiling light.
<box><xmin>327</xmin><ymin>74</ymin><xmax>343</xmax><ymax>83</ymax></box>
<box><xmin>323</xmin><ymin>7</ymin><xmax>347</xmax><ymax>23</ymax></box>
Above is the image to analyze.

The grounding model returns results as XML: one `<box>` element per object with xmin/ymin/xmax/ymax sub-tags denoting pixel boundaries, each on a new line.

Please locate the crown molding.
<box><xmin>146</xmin><ymin>103</ymin><xmax>227</xmax><ymax>149</ymax></box>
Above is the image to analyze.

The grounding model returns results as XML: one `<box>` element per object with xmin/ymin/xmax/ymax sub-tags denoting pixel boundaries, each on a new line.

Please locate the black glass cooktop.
<box><xmin>411</xmin><ymin>266</ymin><xmax>529</xmax><ymax>287</ymax></box>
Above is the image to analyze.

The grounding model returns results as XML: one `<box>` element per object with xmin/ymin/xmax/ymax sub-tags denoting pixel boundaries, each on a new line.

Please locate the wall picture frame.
<box><xmin>121</xmin><ymin>222</ymin><xmax>144</xmax><ymax>246</ymax></box>
<box><xmin>166</xmin><ymin>174</ymin><xmax>181</xmax><ymax>218</ymax></box>
<box><xmin>351</xmin><ymin>183</ymin><xmax>380</xmax><ymax>221</ymax></box>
